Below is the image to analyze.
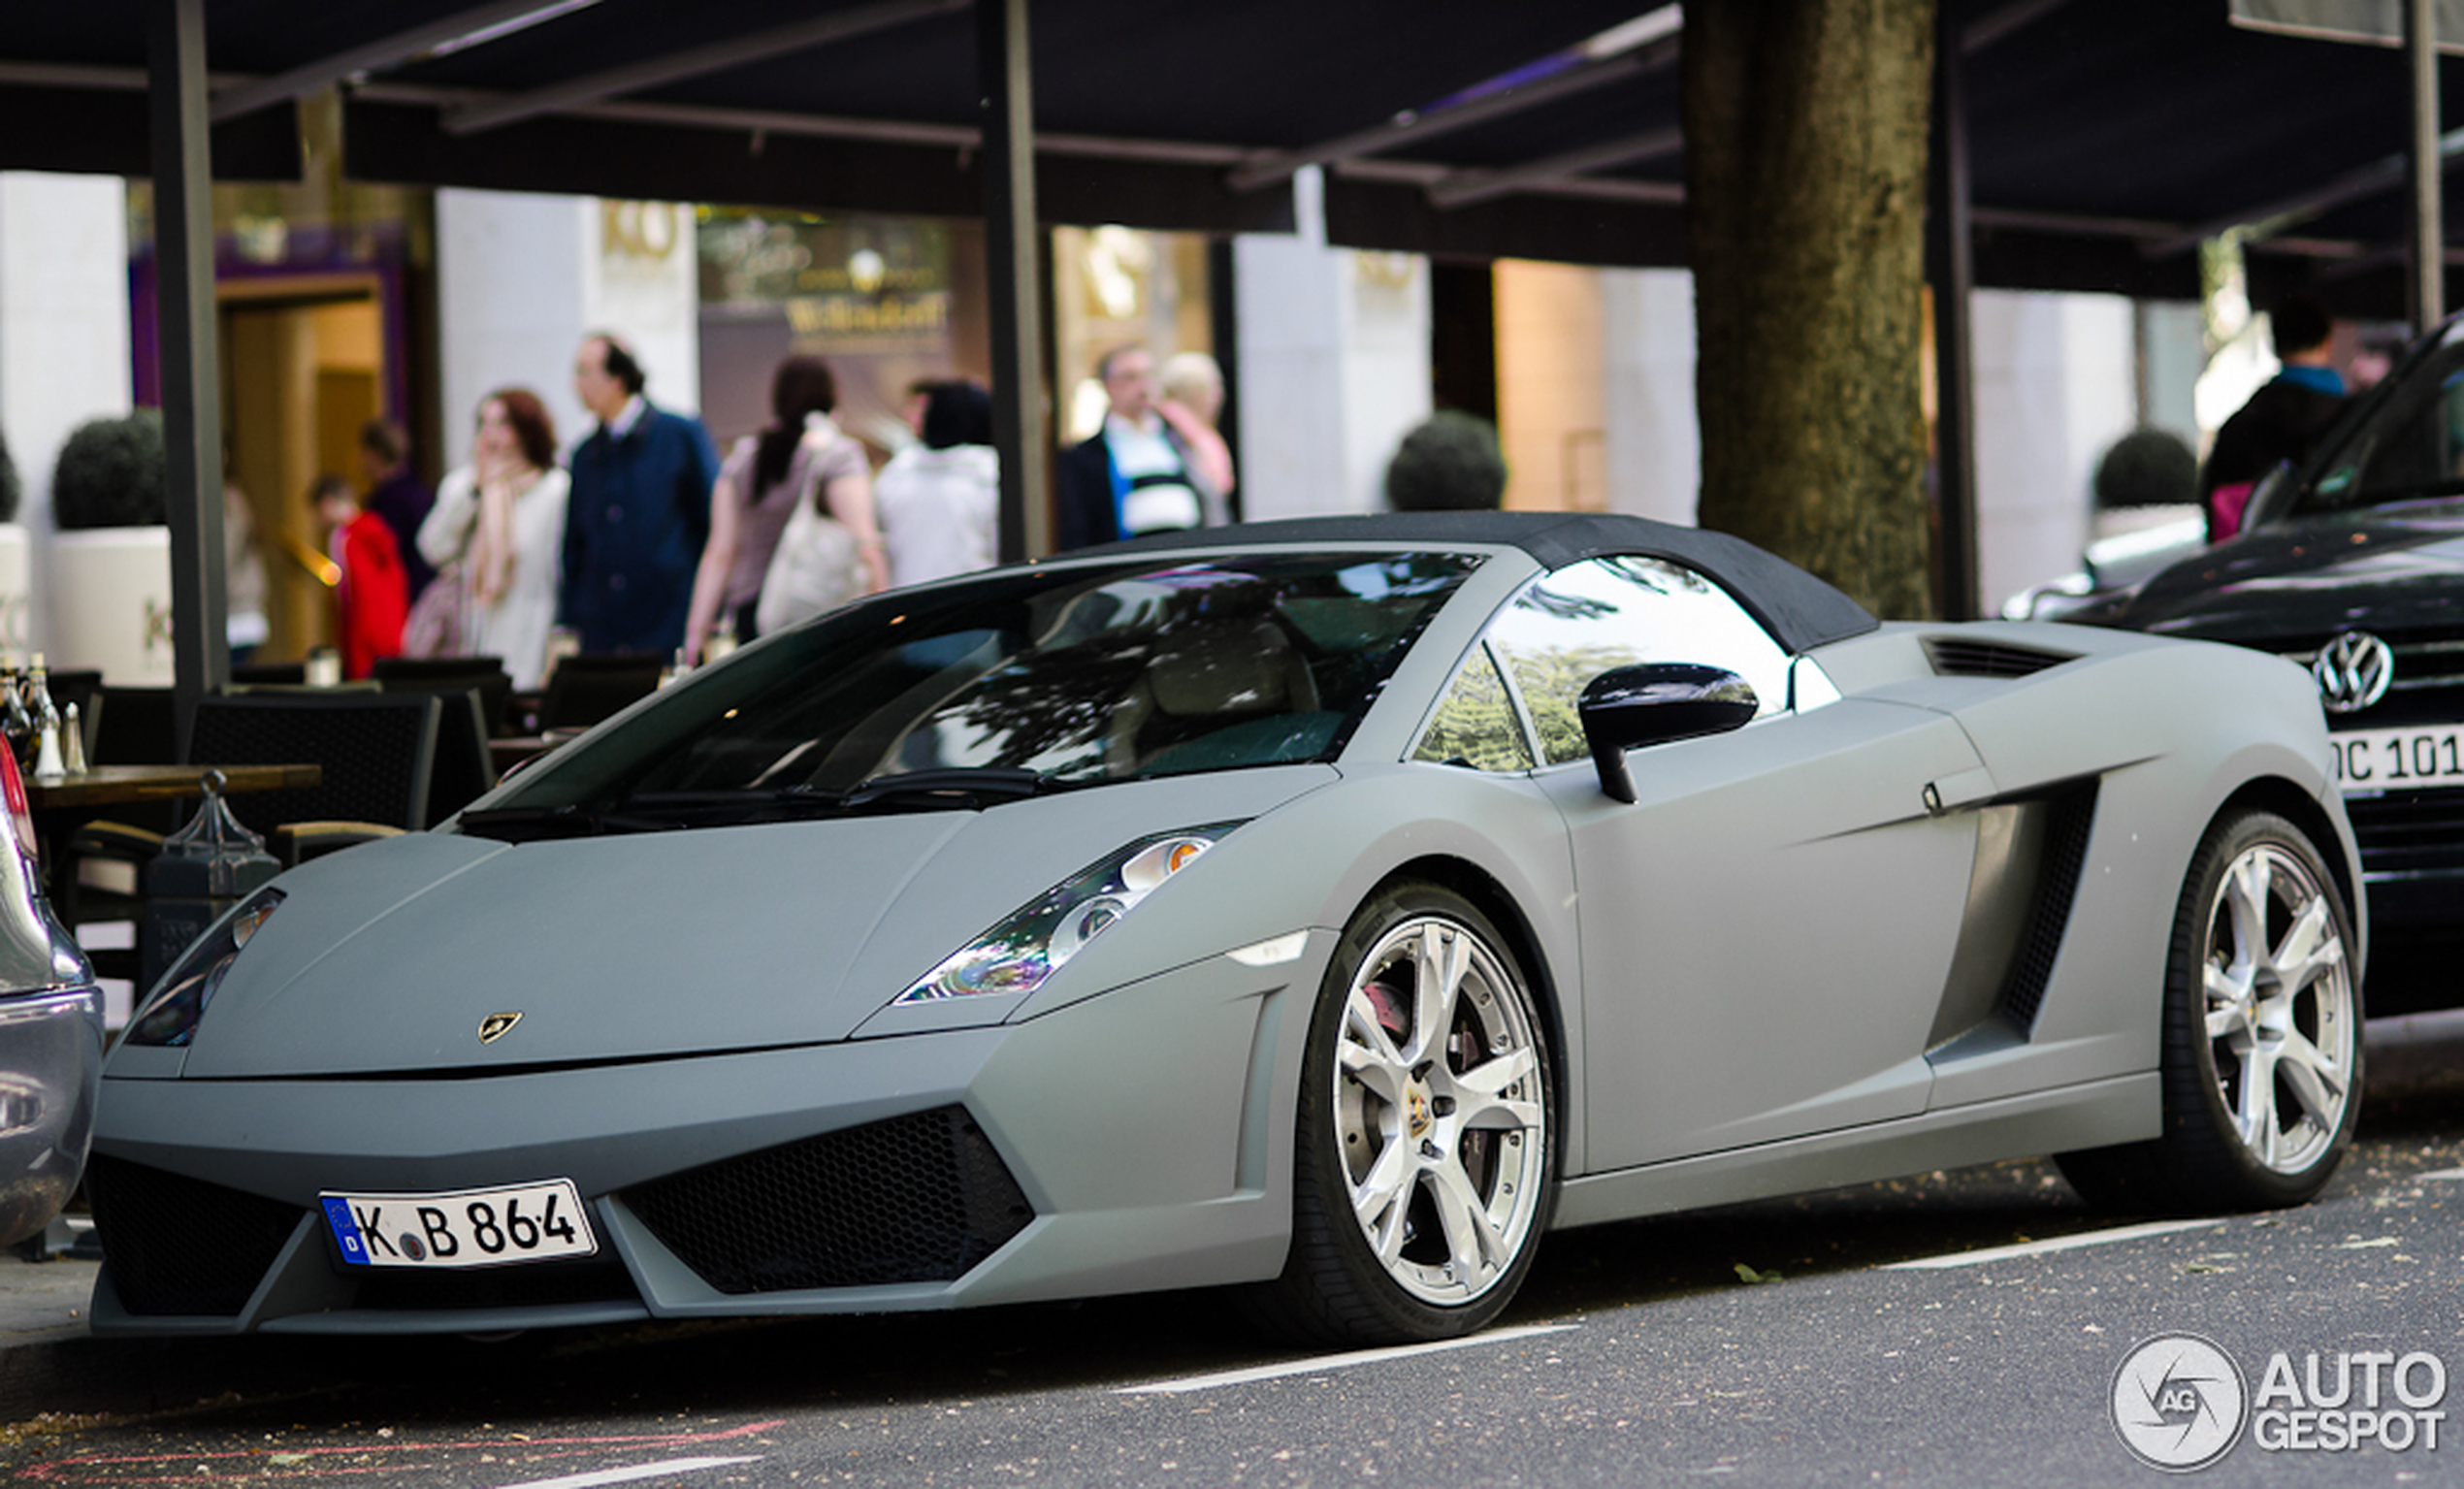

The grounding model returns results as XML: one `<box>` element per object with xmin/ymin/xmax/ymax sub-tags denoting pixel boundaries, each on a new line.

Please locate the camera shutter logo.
<box><xmin>2112</xmin><ymin>1334</ymin><xmax>2249</xmax><ymax>1472</ymax></box>
<box><xmin>2313</xmin><ymin>631</ymin><xmax>2394</xmax><ymax>715</ymax></box>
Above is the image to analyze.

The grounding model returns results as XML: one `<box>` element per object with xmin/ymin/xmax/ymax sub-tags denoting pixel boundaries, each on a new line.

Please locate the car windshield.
<box><xmin>465</xmin><ymin>550</ymin><xmax>1477</xmax><ymax>833</ymax></box>
<box><xmin>2297</xmin><ymin>321</ymin><xmax>2464</xmax><ymax>515</ymax></box>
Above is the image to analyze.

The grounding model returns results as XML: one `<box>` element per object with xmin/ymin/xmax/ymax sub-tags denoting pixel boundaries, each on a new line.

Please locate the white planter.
<box><xmin>0</xmin><ymin>525</ymin><xmax>27</xmax><ymax>660</ymax></box>
<box><xmin>51</xmin><ymin>527</ymin><xmax>173</xmax><ymax>683</ymax></box>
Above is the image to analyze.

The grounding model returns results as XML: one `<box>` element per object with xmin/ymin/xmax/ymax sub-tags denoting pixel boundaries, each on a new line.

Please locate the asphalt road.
<box><xmin>5</xmin><ymin>1013</ymin><xmax>2459</xmax><ymax>1487</ymax></box>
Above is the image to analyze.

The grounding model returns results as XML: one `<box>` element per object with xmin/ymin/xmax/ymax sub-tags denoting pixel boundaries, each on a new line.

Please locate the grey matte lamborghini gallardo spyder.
<box><xmin>91</xmin><ymin>512</ymin><xmax>2365</xmax><ymax>1345</ymax></box>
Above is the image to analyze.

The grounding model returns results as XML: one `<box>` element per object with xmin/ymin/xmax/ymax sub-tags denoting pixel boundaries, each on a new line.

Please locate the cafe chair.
<box><xmin>540</xmin><ymin>653</ymin><xmax>665</xmax><ymax>730</ymax></box>
<box><xmin>88</xmin><ymin>685</ymin><xmax>178</xmax><ymax>767</ymax></box>
<box><xmin>45</xmin><ymin>668</ymin><xmax>102</xmax><ymax>729</ymax></box>
<box><xmin>64</xmin><ymin>690</ymin><xmax>440</xmax><ymax>979</ymax></box>
<box><xmin>185</xmin><ymin>692</ymin><xmax>441</xmax><ymax>866</ymax></box>
<box><xmin>68</xmin><ymin>685</ymin><xmax>185</xmax><ymax>919</ymax></box>
<box><xmin>372</xmin><ymin>684</ymin><xmax>496</xmax><ymax>826</ymax></box>
<box><xmin>375</xmin><ymin>655</ymin><xmax>515</xmax><ymax>738</ymax></box>
<box><xmin>231</xmin><ymin>661</ymin><xmax>308</xmax><ymax>687</ymax></box>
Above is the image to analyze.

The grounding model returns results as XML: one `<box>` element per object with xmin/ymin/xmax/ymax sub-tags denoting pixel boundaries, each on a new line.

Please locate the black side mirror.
<box><xmin>1577</xmin><ymin>663</ymin><xmax>1759</xmax><ymax>803</ymax></box>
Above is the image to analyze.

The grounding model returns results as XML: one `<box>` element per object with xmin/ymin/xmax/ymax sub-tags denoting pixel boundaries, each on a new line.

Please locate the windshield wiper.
<box><xmin>606</xmin><ymin>784</ymin><xmax>849</xmax><ymax>825</ymax></box>
<box><xmin>464</xmin><ymin>773</ymin><xmax>1054</xmax><ymax>837</ymax></box>
<box><xmin>453</xmin><ymin>803</ymin><xmax>682</xmax><ymax>842</ymax></box>
<box><xmin>841</xmin><ymin>767</ymin><xmax>1052</xmax><ymax>810</ymax></box>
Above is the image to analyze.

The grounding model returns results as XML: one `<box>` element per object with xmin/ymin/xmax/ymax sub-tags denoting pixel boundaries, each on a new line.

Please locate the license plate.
<box><xmin>320</xmin><ymin>1180</ymin><xmax>596</xmax><ymax>1269</ymax></box>
<box><xmin>2329</xmin><ymin>726</ymin><xmax>2464</xmax><ymax>793</ymax></box>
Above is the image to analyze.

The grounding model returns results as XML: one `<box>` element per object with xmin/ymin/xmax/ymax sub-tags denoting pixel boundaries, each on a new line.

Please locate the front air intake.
<box><xmin>85</xmin><ymin>1155</ymin><xmax>304</xmax><ymax>1317</ymax></box>
<box><xmin>623</xmin><ymin>1106</ymin><xmax>1034</xmax><ymax>1294</ymax></box>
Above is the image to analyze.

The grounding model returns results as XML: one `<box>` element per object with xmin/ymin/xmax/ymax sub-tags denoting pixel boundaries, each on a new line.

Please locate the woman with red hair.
<box><xmin>414</xmin><ymin>388</ymin><xmax>570</xmax><ymax>688</ymax></box>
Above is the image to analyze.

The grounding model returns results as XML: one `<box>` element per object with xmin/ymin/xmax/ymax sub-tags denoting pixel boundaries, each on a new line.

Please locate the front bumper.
<box><xmin>0</xmin><ymin>987</ymin><xmax>104</xmax><ymax>1249</ymax></box>
<box><xmin>87</xmin><ymin>939</ymin><xmax>1324</xmax><ymax>1335</ymax></box>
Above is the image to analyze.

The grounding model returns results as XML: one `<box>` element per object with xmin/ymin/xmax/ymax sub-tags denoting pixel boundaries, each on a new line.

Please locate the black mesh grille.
<box><xmin>624</xmin><ymin>1107</ymin><xmax>1034</xmax><ymax>1294</ymax></box>
<box><xmin>2345</xmin><ymin>790</ymin><xmax>2464</xmax><ymax>877</ymax></box>
<box><xmin>85</xmin><ymin>1155</ymin><xmax>304</xmax><ymax>1317</ymax></box>
<box><xmin>1923</xmin><ymin>636</ymin><xmax>2074</xmax><ymax>679</ymax></box>
<box><xmin>353</xmin><ymin>1260</ymin><xmax>639</xmax><ymax>1312</ymax></box>
<box><xmin>1997</xmin><ymin>784</ymin><xmax>2099</xmax><ymax>1030</ymax></box>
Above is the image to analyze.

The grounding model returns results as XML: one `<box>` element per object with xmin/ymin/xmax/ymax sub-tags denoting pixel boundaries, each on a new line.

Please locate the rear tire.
<box><xmin>1246</xmin><ymin>883</ymin><xmax>1555</xmax><ymax>1344</ymax></box>
<box><xmin>2057</xmin><ymin>810</ymin><xmax>2361</xmax><ymax>1212</ymax></box>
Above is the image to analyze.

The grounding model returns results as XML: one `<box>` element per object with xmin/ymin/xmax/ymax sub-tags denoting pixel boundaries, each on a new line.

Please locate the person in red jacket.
<box><xmin>312</xmin><ymin>472</ymin><xmax>407</xmax><ymax>679</ymax></box>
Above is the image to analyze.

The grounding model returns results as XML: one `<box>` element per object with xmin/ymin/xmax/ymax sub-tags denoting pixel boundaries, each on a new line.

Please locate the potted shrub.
<box><xmin>51</xmin><ymin>410</ymin><xmax>173</xmax><ymax>684</ymax></box>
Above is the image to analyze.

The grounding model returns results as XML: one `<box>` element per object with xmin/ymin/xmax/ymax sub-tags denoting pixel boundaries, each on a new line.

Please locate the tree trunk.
<box><xmin>1684</xmin><ymin>0</ymin><xmax>1937</xmax><ymax>620</ymax></box>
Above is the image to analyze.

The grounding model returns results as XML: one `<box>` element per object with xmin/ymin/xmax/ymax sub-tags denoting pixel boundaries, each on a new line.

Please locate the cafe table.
<box><xmin>24</xmin><ymin>762</ymin><xmax>322</xmax><ymax>928</ymax></box>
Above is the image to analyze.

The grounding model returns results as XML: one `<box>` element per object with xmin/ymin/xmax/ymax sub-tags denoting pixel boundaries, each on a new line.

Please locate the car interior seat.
<box><xmin>1105</xmin><ymin>618</ymin><xmax>1323</xmax><ymax>777</ymax></box>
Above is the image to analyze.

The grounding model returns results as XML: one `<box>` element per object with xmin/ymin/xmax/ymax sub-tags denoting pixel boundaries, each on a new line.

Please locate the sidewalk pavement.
<box><xmin>0</xmin><ymin>1250</ymin><xmax>94</xmax><ymax>1351</ymax></box>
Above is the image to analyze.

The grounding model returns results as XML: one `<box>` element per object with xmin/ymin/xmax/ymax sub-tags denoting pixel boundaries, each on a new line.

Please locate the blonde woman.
<box><xmin>1157</xmin><ymin>350</ymin><xmax>1235</xmax><ymax>522</ymax></box>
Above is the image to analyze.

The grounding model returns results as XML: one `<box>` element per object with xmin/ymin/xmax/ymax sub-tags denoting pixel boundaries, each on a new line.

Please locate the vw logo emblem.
<box><xmin>2313</xmin><ymin>631</ymin><xmax>2394</xmax><ymax>715</ymax></box>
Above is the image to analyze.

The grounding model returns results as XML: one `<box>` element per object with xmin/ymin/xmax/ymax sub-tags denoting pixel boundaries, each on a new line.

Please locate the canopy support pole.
<box><xmin>2410</xmin><ymin>0</ymin><xmax>2446</xmax><ymax>332</ymax></box>
<box><xmin>149</xmin><ymin>0</ymin><xmax>228</xmax><ymax>736</ymax></box>
<box><xmin>980</xmin><ymin>0</ymin><xmax>1050</xmax><ymax>562</ymax></box>
<box><xmin>1927</xmin><ymin>9</ymin><xmax>1980</xmax><ymax>622</ymax></box>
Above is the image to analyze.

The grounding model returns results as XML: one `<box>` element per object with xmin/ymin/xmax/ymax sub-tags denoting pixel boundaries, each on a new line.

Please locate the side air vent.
<box><xmin>1923</xmin><ymin>636</ymin><xmax>2075</xmax><ymax>679</ymax></box>
<box><xmin>1997</xmin><ymin>784</ymin><xmax>2099</xmax><ymax>1031</ymax></box>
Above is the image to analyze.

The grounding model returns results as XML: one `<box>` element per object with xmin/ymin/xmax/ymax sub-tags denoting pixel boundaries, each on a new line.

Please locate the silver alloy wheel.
<box><xmin>1334</xmin><ymin>914</ymin><xmax>1547</xmax><ymax>1307</ymax></box>
<box><xmin>2200</xmin><ymin>841</ymin><xmax>2356</xmax><ymax>1176</ymax></box>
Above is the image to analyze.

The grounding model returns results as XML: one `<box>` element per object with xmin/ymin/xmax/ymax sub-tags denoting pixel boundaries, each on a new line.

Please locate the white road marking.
<box><xmin>1881</xmin><ymin>1217</ymin><xmax>2226</xmax><ymax>1270</ymax></box>
<box><xmin>2421</xmin><ymin>1168</ymin><xmax>2464</xmax><ymax>1181</ymax></box>
<box><xmin>492</xmin><ymin>1456</ymin><xmax>759</xmax><ymax>1489</ymax></box>
<box><xmin>1117</xmin><ymin>1322</ymin><xmax>1581</xmax><ymax>1395</ymax></box>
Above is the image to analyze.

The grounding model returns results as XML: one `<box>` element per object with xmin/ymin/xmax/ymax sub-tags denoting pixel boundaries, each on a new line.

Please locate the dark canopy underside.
<box><xmin>1</xmin><ymin>0</ymin><xmax>2458</xmax><ymax>307</ymax></box>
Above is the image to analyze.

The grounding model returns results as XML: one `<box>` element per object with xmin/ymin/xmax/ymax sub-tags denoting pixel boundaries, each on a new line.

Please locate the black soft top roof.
<box><xmin>1089</xmin><ymin>512</ymin><xmax>1881</xmax><ymax>656</ymax></box>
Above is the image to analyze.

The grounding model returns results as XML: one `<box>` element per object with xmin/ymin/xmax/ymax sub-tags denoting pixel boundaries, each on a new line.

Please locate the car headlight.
<box><xmin>895</xmin><ymin>825</ymin><xmax>1239</xmax><ymax>1004</ymax></box>
<box><xmin>122</xmin><ymin>887</ymin><xmax>284</xmax><ymax>1048</ymax></box>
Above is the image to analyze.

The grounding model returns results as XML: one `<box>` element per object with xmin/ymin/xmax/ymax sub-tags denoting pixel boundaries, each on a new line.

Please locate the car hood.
<box><xmin>2103</xmin><ymin>502</ymin><xmax>2464</xmax><ymax>644</ymax></box>
<box><xmin>175</xmin><ymin>766</ymin><xmax>1338</xmax><ymax>1080</ymax></box>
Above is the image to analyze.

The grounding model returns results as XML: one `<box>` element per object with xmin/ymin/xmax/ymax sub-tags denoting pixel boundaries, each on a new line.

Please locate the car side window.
<box><xmin>1411</xmin><ymin>643</ymin><xmax>1535</xmax><ymax>772</ymax></box>
<box><xmin>1484</xmin><ymin>555</ymin><xmax>1793</xmax><ymax>767</ymax></box>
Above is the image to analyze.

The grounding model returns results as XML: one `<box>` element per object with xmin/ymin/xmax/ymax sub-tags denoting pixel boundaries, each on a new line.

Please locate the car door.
<box><xmin>1481</xmin><ymin>557</ymin><xmax>1987</xmax><ymax>1171</ymax></box>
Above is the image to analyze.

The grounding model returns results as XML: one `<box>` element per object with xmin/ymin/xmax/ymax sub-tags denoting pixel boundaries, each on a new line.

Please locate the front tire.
<box><xmin>2058</xmin><ymin>809</ymin><xmax>2361</xmax><ymax>1212</ymax></box>
<box><xmin>1248</xmin><ymin>883</ymin><xmax>1555</xmax><ymax>1345</ymax></box>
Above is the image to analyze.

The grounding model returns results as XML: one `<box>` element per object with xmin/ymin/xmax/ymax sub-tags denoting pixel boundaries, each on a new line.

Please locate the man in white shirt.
<box><xmin>1056</xmin><ymin>344</ymin><xmax>1206</xmax><ymax>550</ymax></box>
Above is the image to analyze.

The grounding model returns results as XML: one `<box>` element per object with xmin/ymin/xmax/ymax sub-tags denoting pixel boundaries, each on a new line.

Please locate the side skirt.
<box><xmin>1550</xmin><ymin>1073</ymin><xmax>2157</xmax><ymax>1230</ymax></box>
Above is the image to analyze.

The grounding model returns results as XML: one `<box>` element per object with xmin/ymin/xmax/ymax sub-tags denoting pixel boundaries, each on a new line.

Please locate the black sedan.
<box><xmin>2069</xmin><ymin>314</ymin><xmax>2464</xmax><ymax>1012</ymax></box>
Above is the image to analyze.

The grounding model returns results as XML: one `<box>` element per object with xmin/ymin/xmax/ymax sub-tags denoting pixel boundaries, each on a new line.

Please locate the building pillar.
<box><xmin>1601</xmin><ymin>266</ymin><xmax>1699</xmax><ymax>527</ymax></box>
<box><xmin>1971</xmin><ymin>290</ymin><xmax>2135</xmax><ymax>611</ymax></box>
<box><xmin>0</xmin><ymin>174</ymin><xmax>133</xmax><ymax>662</ymax></box>
<box><xmin>1232</xmin><ymin>168</ymin><xmax>1431</xmax><ymax>517</ymax></box>
<box><xmin>437</xmin><ymin>189</ymin><xmax>697</xmax><ymax>469</ymax></box>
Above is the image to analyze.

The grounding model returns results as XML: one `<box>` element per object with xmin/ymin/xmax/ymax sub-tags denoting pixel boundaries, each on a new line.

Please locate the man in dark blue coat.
<box><xmin>559</xmin><ymin>333</ymin><xmax>722</xmax><ymax>656</ymax></box>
